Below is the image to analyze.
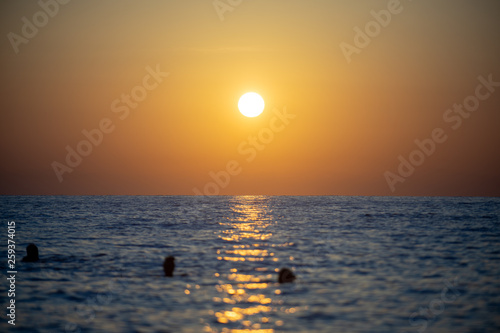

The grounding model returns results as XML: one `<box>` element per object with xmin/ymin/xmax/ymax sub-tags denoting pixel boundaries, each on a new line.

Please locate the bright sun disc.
<box><xmin>238</xmin><ymin>92</ymin><xmax>265</xmax><ymax>117</ymax></box>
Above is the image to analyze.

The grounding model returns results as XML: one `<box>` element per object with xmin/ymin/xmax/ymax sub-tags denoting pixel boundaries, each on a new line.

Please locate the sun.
<box><xmin>238</xmin><ymin>92</ymin><xmax>265</xmax><ymax>117</ymax></box>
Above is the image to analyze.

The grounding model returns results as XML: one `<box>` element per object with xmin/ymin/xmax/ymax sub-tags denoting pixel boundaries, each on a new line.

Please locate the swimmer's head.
<box><xmin>163</xmin><ymin>256</ymin><xmax>175</xmax><ymax>277</ymax></box>
<box><xmin>278</xmin><ymin>268</ymin><xmax>296</xmax><ymax>283</ymax></box>
<box><xmin>23</xmin><ymin>243</ymin><xmax>39</xmax><ymax>262</ymax></box>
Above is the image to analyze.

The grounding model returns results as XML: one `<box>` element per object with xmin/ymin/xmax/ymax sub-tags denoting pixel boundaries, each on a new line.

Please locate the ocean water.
<box><xmin>1</xmin><ymin>195</ymin><xmax>499</xmax><ymax>333</ymax></box>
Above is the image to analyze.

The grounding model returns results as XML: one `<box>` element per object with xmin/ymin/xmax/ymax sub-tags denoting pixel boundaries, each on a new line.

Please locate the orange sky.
<box><xmin>1</xmin><ymin>0</ymin><xmax>499</xmax><ymax>196</ymax></box>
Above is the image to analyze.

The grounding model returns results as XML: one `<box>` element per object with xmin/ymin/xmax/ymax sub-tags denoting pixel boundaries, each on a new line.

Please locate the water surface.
<box><xmin>1</xmin><ymin>196</ymin><xmax>499</xmax><ymax>332</ymax></box>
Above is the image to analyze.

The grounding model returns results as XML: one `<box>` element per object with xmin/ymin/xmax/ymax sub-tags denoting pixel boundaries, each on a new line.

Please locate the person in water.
<box><xmin>163</xmin><ymin>256</ymin><xmax>175</xmax><ymax>277</ymax></box>
<box><xmin>278</xmin><ymin>268</ymin><xmax>296</xmax><ymax>283</ymax></box>
<box><xmin>22</xmin><ymin>243</ymin><xmax>39</xmax><ymax>262</ymax></box>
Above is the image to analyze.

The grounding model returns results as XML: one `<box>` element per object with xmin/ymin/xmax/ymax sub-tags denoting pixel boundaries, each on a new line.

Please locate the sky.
<box><xmin>1</xmin><ymin>0</ymin><xmax>499</xmax><ymax>196</ymax></box>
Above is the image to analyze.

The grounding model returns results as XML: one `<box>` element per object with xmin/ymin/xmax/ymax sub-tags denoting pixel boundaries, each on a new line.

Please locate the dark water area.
<box><xmin>1</xmin><ymin>195</ymin><xmax>499</xmax><ymax>332</ymax></box>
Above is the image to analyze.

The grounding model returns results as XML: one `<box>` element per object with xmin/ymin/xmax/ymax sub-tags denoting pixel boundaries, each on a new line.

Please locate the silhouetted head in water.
<box><xmin>278</xmin><ymin>268</ymin><xmax>296</xmax><ymax>283</ymax></box>
<box><xmin>163</xmin><ymin>256</ymin><xmax>175</xmax><ymax>277</ymax></box>
<box><xmin>22</xmin><ymin>243</ymin><xmax>39</xmax><ymax>262</ymax></box>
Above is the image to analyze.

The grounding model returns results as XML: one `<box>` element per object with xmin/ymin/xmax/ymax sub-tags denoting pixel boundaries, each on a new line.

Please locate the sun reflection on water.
<box><xmin>205</xmin><ymin>196</ymin><xmax>284</xmax><ymax>333</ymax></box>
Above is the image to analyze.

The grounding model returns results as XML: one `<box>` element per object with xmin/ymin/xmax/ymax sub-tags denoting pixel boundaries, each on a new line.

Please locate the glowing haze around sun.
<box><xmin>238</xmin><ymin>92</ymin><xmax>265</xmax><ymax>117</ymax></box>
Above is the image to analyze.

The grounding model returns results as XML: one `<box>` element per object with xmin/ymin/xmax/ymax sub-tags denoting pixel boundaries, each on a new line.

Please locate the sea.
<box><xmin>1</xmin><ymin>196</ymin><xmax>499</xmax><ymax>333</ymax></box>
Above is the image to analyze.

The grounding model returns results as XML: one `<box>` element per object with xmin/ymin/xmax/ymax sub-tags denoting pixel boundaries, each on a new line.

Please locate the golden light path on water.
<box><xmin>203</xmin><ymin>196</ymin><xmax>297</xmax><ymax>333</ymax></box>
